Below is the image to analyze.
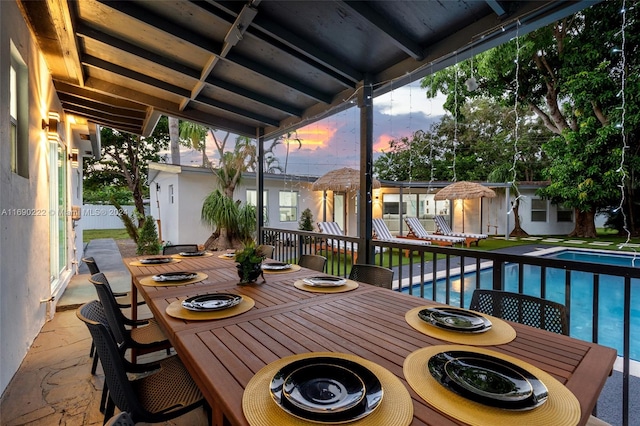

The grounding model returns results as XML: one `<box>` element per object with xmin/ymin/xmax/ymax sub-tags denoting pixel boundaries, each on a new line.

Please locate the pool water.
<box><xmin>402</xmin><ymin>250</ymin><xmax>640</xmax><ymax>361</ymax></box>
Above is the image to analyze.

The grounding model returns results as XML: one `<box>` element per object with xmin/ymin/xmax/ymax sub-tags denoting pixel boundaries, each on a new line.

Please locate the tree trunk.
<box><xmin>509</xmin><ymin>203</ymin><xmax>529</xmax><ymax>237</ymax></box>
<box><xmin>568</xmin><ymin>209</ymin><xmax>597</xmax><ymax>238</ymax></box>
<box><xmin>169</xmin><ymin>117</ymin><xmax>180</xmax><ymax>165</ymax></box>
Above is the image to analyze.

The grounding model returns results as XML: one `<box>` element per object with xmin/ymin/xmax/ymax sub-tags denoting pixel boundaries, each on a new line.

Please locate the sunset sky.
<box><xmin>177</xmin><ymin>81</ymin><xmax>447</xmax><ymax>177</ymax></box>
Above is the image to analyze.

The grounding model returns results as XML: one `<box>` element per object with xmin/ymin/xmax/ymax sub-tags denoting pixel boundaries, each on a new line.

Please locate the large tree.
<box><xmin>83</xmin><ymin>117</ymin><xmax>169</xmax><ymax>224</ymax></box>
<box><xmin>421</xmin><ymin>1</ymin><xmax>639</xmax><ymax>237</ymax></box>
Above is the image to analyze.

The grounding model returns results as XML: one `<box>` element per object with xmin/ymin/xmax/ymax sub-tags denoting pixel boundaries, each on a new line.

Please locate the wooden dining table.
<box><xmin>124</xmin><ymin>254</ymin><xmax>617</xmax><ymax>426</ymax></box>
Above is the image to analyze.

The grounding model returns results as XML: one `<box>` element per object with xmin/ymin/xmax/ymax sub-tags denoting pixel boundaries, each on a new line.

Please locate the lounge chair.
<box><xmin>433</xmin><ymin>215</ymin><xmax>488</xmax><ymax>247</ymax></box>
<box><xmin>317</xmin><ymin>222</ymin><xmax>384</xmax><ymax>263</ymax></box>
<box><xmin>403</xmin><ymin>217</ymin><xmax>465</xmax><ymax>247</ymax></box>
<box><xmin>372</xmin><ymin>218</ymin><xmax>431</xmax><ymax>248</ymax></box>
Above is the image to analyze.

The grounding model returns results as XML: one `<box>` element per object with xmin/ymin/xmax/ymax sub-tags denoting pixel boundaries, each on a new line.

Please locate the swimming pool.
<box><xmin>402</xmin><ymin>249</ymin><xmax>640</xmax><ymax>361</ymax></box>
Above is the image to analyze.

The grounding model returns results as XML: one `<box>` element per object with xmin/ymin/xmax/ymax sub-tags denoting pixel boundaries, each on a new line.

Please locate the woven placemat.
<box><xmin>405</xmin><ymin>306</ymin><xmax>516</xmax><ymax>346</ymax></box>
<box><xmin>129</xmin><ymin>258</ymin><xmax>181</xmax><ymax>267</ymax></box>
<box><xmin>262</xmin><ymin>264</ymin><xmax>302</xmax><ymax>274</ymax></box>
<box><xmin>404</xmin><ymin>345</ymin><xmax>581</xmax><ymax>426</ymax></box>
<box><xmin>165</xmin><ymin>295</ymin><xmax>255</xmax><ymax>320</ymax></box>
<box><xmin>293</xmin><ymin>279</ymin><xmax>359</xmax><ymax>293</ymax></box>
<box><xmin>171</xmin><ymin>252</ymin><xmax>214</xmax><ymax>259</ymax></box>
<box><xmin>139</xmin><ymin>272</ymin><xmax>208</xmax><ymax>287</ymax></box>
<box><xmin>243</xmin><ymin>351</ymin><xmax>413</xmax><ymax>426</ymax></box>
<box><xmin>218</xmin><ymin>254</ymin><xmax>237</xmax><ymax>260</ymax></box>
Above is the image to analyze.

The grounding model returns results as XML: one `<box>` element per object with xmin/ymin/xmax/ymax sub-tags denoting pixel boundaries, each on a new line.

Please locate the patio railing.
<box><xmin>262</xmin><ymin>226</ymin><xmax>639</xmax><ymax>426</ymax></box>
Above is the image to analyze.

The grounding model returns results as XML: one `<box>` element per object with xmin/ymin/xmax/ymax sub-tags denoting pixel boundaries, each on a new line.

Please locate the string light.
<box><xmin>616</xmin><ymin>0</ymin><xmax>632</xmax><ymax>251</ymax></box>
<box><xmin>452</xmin><ymin>60</ymin><xmax>458</xmax><ymax>182</ymax></box>
<box><xmin>508</xmin><ymin>22</ymin><xmax>522</xmax><ymax>214</ymax></box>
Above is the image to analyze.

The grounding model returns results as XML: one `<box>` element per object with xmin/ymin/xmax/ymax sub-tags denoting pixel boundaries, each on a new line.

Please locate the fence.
<box><xmin>79</xmin><ymin>204</ymin><xmax>136</xmax><ymax>230</ymax></box>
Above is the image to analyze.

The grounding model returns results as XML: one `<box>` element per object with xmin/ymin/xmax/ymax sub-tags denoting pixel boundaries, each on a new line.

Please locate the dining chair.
<box><xmin>348</xmin><ymin>264</ymin><xmax>394</xmax><ymax>290</ymax></box>
<box><xmin>298</xmin><ymin>254</ymin><xmax>327</xmax><ymax>272</ymax></box>
<box><xmin>89</xmin><ymin>273</ymin><xmax>172</xmax><ymax>360</ymax></box>
<box><xmin>260</xmin><ymin>244</ymin><xmax>275</xmax><ymax>259</ymax></box>
<box><xmin>469</xmin><ymin>289</ymin><xmax>569</xmax><ymax>336</ymax></box>
<box><xmin>162</xmin><ymin>244</ymin><xmax>199</xmax><ymax>255</ymax></box>
<box><xmin>77</xmin><ymin>302</ymin><xmax>208</xmax><ymax>424</ymax></box>
<box><xmin>82</xmin><ymin>257</ymin><xmax>146</xmax><ymax>309</ymax></box>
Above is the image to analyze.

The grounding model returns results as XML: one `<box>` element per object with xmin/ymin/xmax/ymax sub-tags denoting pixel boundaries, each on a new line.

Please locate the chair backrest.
<box><xmin>260</xmin><ymin>245</ymin><xmax>275</xmax><ymax>259</ymax></box>
<box><xmin>469</xmin><ymin>289</ymin><xmax>569</xmax><ymax>335</ymax></box>
<box><xmin>404</xmin><ymin>217</ymin><xmax>429</xmax><ymax>238</ymax></box>
<box><xmin>433</xmin><ymin>215</ymin><xmax>452</xmax><ymax>234</ymax></box>
<box><xmin>89</xmin><ymin>273</ymin><xmax>129</xmax><ymax>345</ymax></box>
<box><xmin>371</xmin><ymin>219</ymin><xmax>394</xmax><ymax>240</ymax></box>
<box><xmin>162</xmin><ymin>244</ymin><xmax>199</xmax><ymax>255</ymax></box>
<box><xmin>82</xmin><ymin>257</ymin><xmax>101</xmax><ymax>275</ymax></box>
<box><xmin>318</xmin><ymin>222</ymin><xmax>344</xmax><ymax>236</ymax></box>
<box><xmin>298</xmin><ymin>254</ymin><xmax>327</xmax><ymax>272</ymax></box>
<box><xmin>348</xmin><ymin>264</ymin><xmax>394</xmax><ymax>289</ymax></box>
<box><xmin>77</xmin><ymin>302</ymin><xmax>142</xmax><ymax>417</ymax></box>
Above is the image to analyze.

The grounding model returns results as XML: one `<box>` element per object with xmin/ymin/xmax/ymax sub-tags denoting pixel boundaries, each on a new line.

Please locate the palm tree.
<box><xmin>201</xmin><ymin>190</ymin><xmax>256</xmax><ymax>250</ymax></box>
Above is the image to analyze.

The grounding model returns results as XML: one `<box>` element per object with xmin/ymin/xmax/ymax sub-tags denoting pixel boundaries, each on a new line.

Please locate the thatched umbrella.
<box><xmin>311</xmin><ymin>167</ymin><xmax>381</xmax><ymax>192</ymax></box>
<box><xmin>434</xmin><ymin>181</ymin><xmax>496</xmax><ymax>232</ymax></box>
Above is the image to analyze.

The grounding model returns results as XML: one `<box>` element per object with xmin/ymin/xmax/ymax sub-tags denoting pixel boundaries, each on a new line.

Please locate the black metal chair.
<box><xmin>348</xmin><ymin>264</ymin><xmax>394</xmax><ymax>289</ymax></box>
<box><xmin>162</xmin><ymin>244</ymin><xmax>199</xmax><ymax>255</ymax></box>
<box><xmin>82</xmin><ymin>257</ymin><xmax>145</xmax><ymax>309</ymax></box>
<box><xmin>298</xmin><ymin>254</ymin><xmax>327</xmax><ymax>272</ymax></box>
<box><xmin>469</xmin><ymin>289</ymin><xmax>569</xmax><ymax>335</ymax></box>
<box><xmin>89</xmin><ymin>273</ymin><xmax>172</xmax><ymax>359</ymax></box>
<box><xmin>77</xmin><ymin>302</ymin><xmax>207</xmax><ymax>424</ymax></box>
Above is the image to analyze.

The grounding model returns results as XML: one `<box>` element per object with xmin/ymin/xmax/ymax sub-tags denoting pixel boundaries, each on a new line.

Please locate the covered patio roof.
<box><xmin>18</xmin><ymin>0</ymin><xmax>599</xmax><ymax>138</ymax></box>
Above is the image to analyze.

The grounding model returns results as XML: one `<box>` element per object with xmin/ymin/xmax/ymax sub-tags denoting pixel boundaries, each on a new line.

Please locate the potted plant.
<box><xmin>235</xmin><ymin>241</ymin><xmax>267</xmax><ymax>284</ymax></box>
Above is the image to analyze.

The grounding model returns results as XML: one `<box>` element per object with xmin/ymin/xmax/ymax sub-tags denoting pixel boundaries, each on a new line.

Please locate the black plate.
<box><xmin>270</xmin><ymin>357</ymin><xmax>383</xmax><ymax>423</ymax></box>
<box><xmin>182</xmin><ymin>293</ymin><xmax>242</xmax><ymax>311</ymax></box>
<box><xmin>302</xmin><ymin>276</ymin><xmax>347</xmax><ymax>287</ymax></box>
<box><xmin>262</xmin><ymin>262</ymin><xmax>291</xmax><ymax>270</ymax></box>
<box><xmin>152</xmin><ymin>271</ymin><xmax>198</xmax><ymax>282</ymax></box>
<box><xmin>428</xmin><ymin>351</ymin><xmax>548</xmax><ymax>410</ymax></box>
<box><xmin>179</xmin><ymin>251</ymin><xmax>205</xmax><ymax>257</ymax></box>
<box><xmin>140</xmin><ymin>257</ymin><xmax>171</xmax><ymax>264</ymax></box>
<box><xmin>283</xmin><ymin>363</ymin><xmax>365</xmax><ymax>414</ymax></box>
<box><xmin>418</xmin><ymin>307</ymin><xmax>492</xmax><ymax>333</ymax></box>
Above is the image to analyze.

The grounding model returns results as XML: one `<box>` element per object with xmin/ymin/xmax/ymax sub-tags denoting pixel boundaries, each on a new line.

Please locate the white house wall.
<box><xmin>0</xmin><ymin>1</ymin><xmax>81</xmax><ymax>396</ymax></box>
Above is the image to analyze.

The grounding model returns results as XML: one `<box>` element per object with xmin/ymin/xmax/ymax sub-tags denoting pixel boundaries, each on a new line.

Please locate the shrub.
<box><xmin>136</xmin><ymin>216</ymin><xmax>161</xmax><ymax>255</ymax></box>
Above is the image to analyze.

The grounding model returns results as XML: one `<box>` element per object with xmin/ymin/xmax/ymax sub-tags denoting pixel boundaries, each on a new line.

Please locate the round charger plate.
<box><xmin>130</xmin><ymin>258</ymin><xmax>181</xmax><ymax>267</ymax></box>
<box><xmin>271</xmin><ymin>358</ymin><xmax>378</xmax><ymax>422</ymax></box>
<box><xmin>263</xmin><ymin>264</ymin><xmax>302</xmax><ymax>274</ymax></box>
<box><xmin>294</xmin><ymin>279</ymin><xmax>358</xmax><ymax>293</ymax></box>
<box><xmin>405</xmin><ymin>306</ymin><xmax>516</xmax><ymax>346</ymax></box>
<box><xmin>182</xmin><ymin>293</ymin><xmax>243</xmax><ymax>311</ymax></box>
<box><xmin>218</xmin><ymin>252</ymin><xmax>236</xmax><ymax>260</ymax></box>
<box><xmin>166</xmin><ymin>295</ymin><xmax>255</xmax><ymax>320</ymax></box>
<box><xmin>302</xmin><ymin>276</ymin><xmax>347</xmax><ymax>287</ymax></box>
<box><xmin>139</xmin><ymin>272</ymin><xmax>207</xmax><ymax>287</ymax></box>
<box><xmin>403</xmin><ymin>345</ymin><xmax>581</xmax><ymax>426</ymax></box>
<box><xmin>152</xmin><ymin>271</ymin><xmax>198</xmax><ymax>282</ymax></box>
<box><xmin>172</xmin><ymin>251</ymin><xmax>214</xmax><ymax>259</ymax></box>
<box><xmin>428</xmin><ymin>351</ymin><xmax>548</xmax><ymax>410</ymax></box>
<box><xmin>243</xmin><ymin>352</ymin><xmax>413</xmax><ymax>426</ymax></box>
<box><xmin>418</xmin><ymin>307</ymin><xmax>492</xmax><ymax>333</ymax></box>
<box><xmin>262</xmin><ymin>262</ymin><xmax>292</xmax><ymax>271</ymax></box>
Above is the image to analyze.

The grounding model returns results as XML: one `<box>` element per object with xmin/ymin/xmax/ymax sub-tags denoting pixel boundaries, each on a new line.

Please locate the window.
<box><xmin>246</xmin><ymin>189</ymin><xmax>268</xmax><ymax>224</ymax></box>
<box><xmin>531</xmin><ymin>199</ymin><xmax>547</xmax><ymax>222</ymax></box>
<box><xmin>556</xmin><ymin>204</ymin><xmax>573</xmax><ymax>222</ymax></box>
<box><xmin>168</xmin><ymin>185</ymin><xmax>174</xmax><ymax>203</ymax></box>
<box><xmin>10</xmin><ymin>43</ymin><xmax>28</xmax><ymax>178</ymax></box>
<box><xmin>382</xmin><ymin>194</ymin><xmax>406</xmax><ymax>217</ymax></box>
<box><xmin>279</xmin><ymin>191</ymin><xmax>298</xmax><ymax>222</ymax></box>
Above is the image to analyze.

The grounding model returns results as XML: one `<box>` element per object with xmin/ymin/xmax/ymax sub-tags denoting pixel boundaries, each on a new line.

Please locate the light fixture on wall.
<box><xmin>68</xmin><ymin>148</ymin><xmax>79</xmax><ymax>168</ymax></box>
<box><xmin>42</xmin><ymin>112</ymin><xmax>59</xmax><ymax>134</ymax></box>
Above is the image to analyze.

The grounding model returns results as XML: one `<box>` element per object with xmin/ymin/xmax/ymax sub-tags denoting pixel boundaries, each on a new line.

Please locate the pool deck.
<box><xmin>0</xmin><ymin>239</ymin><xmax>637</xmax><ymax>425</ymax></box>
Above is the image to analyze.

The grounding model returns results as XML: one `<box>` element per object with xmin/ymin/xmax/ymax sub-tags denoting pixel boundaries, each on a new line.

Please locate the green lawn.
<box><xmin>83</xmin><ymin>228</ymin><xmax>130</xmax><ymax>243</ymax></box>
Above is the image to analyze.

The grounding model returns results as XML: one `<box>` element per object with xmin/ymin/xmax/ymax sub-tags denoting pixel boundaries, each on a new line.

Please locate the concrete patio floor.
<box><xmin>0</xmin><ymin>238</ymin><xmax>637</xmax><ymax>425</ymax></box>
